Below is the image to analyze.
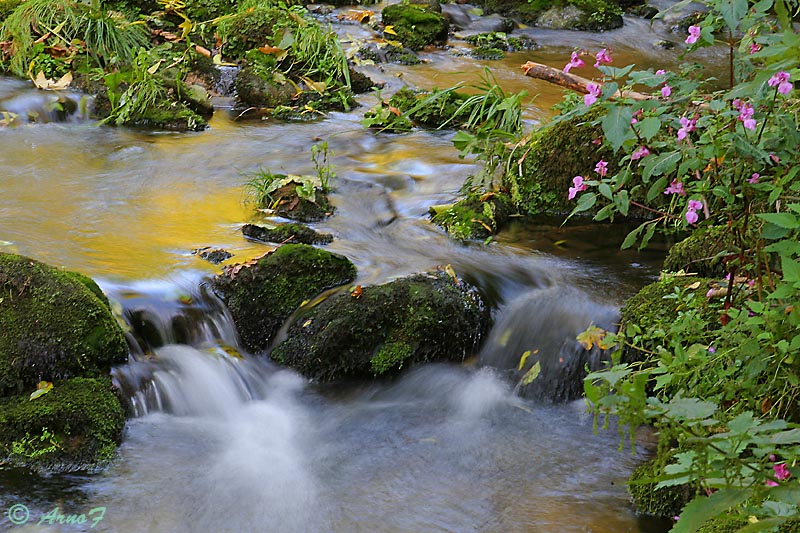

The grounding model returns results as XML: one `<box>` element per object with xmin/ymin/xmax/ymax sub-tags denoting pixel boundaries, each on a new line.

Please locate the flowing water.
<box><xmin>0</xmin><ymin>6</ymin><xmax>722</xmax><ymax>531</ymax></box>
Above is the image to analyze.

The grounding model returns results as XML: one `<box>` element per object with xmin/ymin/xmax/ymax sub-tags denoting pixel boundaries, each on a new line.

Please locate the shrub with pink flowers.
<box><xmin>569</xmin><ymin>0</ymin><xmax>800</xmax><ymax>530</ymax></box>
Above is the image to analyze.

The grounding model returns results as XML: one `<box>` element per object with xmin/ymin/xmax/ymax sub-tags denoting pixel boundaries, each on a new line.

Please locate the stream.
<box><xmin>0</xmin><ymin>4</ymin><xmax>721</xmax><ymax>531</ymax></box>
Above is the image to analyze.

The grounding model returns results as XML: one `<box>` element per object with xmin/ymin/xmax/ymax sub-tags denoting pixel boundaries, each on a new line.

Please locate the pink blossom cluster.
<box><xmin>685</xmin><ymin>199</ymin><xmax>703</xmax><ymax>225</ymax></box>
<box><xmin>686</xmin><ymin>25</ymin><xmax>701</xmax><ymax>45</ymax></box>
<box><xmin>766</xmin><ymin>455</ymin><xmax>791</xmax><ymax>487</ymax></box>
<box><xmin>768</xmin><ymin>71</ymin><xmax>793</xmax><ymax>95</ymax></box>
<box><xmin>677</xmin><ymin>116</ymin><xmax>696</xmax><ymax>141</ymax></box>
<box><xmin>733</xmin><ymin>99</ymin><xmax>756</xmax><ymax>130</ymax></box>
<box><xmin>563</xmin><ymin>51</ymin><xmax>584</xmax><ymax>73</ymax></box>
<box><xmin>594</xmin><ymin>48</ymin><xmax>612</xmax><ymax>68</ymax></box>
<box><xmin>568</xmin><ymin>175</ymin><xmax>586</xmax><ymax>200</ymax></box>
<box><xmin>585</xmin><ymin>82</ymin><xmax>601</xmax><ymax>106</ymax></box>
<box><xmin>664</xmin><ymin>180</ymin><xmax>685</xmax><ymax>196</ymax></box>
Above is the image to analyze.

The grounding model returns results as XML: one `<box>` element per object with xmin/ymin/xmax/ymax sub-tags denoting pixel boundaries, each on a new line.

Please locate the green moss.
<box><xmin>629</xmin><ymin>454</ymin><xmax>695</xmax><ymax>517</ymax></box>
<box><xmin>212</xmin><ymin>244</ymin><xmax>357</xmax><ymax>352</ymax></box>
<box><xmin>0</xmin><ymin>253</ymin><xmax>128</xmax><ymax>397</ymax></box>
<box><xmin>182</xmin><ymin>0</ymin><xmax>237</xmax><ymax>22</ymax></box>
<box><xmin>470</xmin><ymin>0</ymin><xmax>630</xmax><ymax>29</ymax></box>
<box><xmin>0</xmin><ymin>377</ymin><xmax>125</xmax><ymax>471</ymax></box>
<box><xmin>619</xmin><ymin>275</ymin><xmax>720</xmax><ymax>364</ymax></box>
<box><xmin>509</xmin><ymin>109</ymin><xmax>613</xmax><ymax>216</ymax></box>
<box><xmin>371</xmin><ymin>340</ymin><xmax>414</xmax><ymax>374</ymax></box>
<box><xmin>220</xmin><ymin>7</ymin><xmax>284</xmax><ymax>60</ymax></box>
<box><xmin>430</xmin><ymin>192</ymin><xmax>514</xmax><ymax>240</ymax></box>
<box><xmin>271</xmin><ymin>271</ymin><xmax>491</xmax><ymax>382</ymax></box>
<box><xmin>124</xmin><ymin>104</ymin><xmax>208</xmax><ymax>131</ymax></box>
<box><xmin>381</xmin><ymin>4</ymin><xmax>449</xmax><ymax>51</ymax></box>
<box><xmin>663</xmin><ymin>226</ymin><xmax>736</xmax><ymax>278</ymax></box>
<box><xmin>363</xmin><ymin>86</ymin><xmax>472</xmax><ymax>132</ymax></box>
<box><xmin>695</xmin><ymin>516</ymin><xmax>749</xmax><ymax>533</ymax></box>
<box><xmin>242</xmin><ymin>223</ymin><xmax>333</xmax><ymax>245</ymax></box>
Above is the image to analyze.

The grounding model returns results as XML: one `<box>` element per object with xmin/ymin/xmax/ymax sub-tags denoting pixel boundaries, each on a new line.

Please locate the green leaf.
<box><xmin>621</xmin><ymin>224</ymin><xmax>643</xmax><ymax>249</ymax></box>
<box><xmin>647</xmin><ymin>176</ymin><xmax>668</xmax><ymax>201</ymax></box>
<box><xmin>614</xmin><ymin>189</ymin><xmax>630</xmax><ymax>217</ymax></box>
<box><xmin>781</xmin><ymin>256</ymin><xmax>800</xmax><ymax>283</ymax></box>
<box><xmin>719</xmin><ymin>0</ymin><xmax>748</xmax><ymax>32</ymax></box>
<box><xmin>29</xmin><ymin>381</ymin><xmax>53</xmax><ymax>401</ymax></box>
<box><xmin>602</xmin><ymin>105</ymin><xmax>634</xmax><ymax>152</ymax></box>
<box><xmin>598</xmin><ymin>182</ymin><xmax>613</xmax><ymax>200</ymax></box>
<box><xmin>643</xmin><ymin>151</ymin><xmax>681</xmax><ymax>181</ymax></box>
<box><xmin>756</xmin><ymin>213</ymin><xmax>800</xmax><ymax>229</ymax></box>
<box><xmin>638</xmin><ymin>117</ymin><xmax>661</xmax><ymax>141</ymax></box>
<box><xmin>573</xmin><ymin>192</ymin><xmax>597</xmax><ymax>214</ymax></box>
<box><xmin>671</xmin><ymin>489</ymin><xmax>750</xmax><ymax>533</ymax></box>
<box><xmin>661</xmin><ymin>397</ymin><xmax>717</xmax><ymax>421</ymax></box>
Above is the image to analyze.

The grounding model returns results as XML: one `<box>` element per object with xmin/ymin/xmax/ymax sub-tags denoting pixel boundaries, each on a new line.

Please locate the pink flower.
<box><xmin>585</xmin><ymin>82</ymin><xmax>601</xmax><ymax>106</ymax></box>
<box><xmin>770</xmin><ymin>154</ymin><xmax>781</xmax><ymax>164</ymax></box>
<box><xmin>677</xmin><ymin>116</ymin><xmax>696</xmax><ymax>140</ymax></box>
<box><xmin>774</xmin><ymin>463</ymin><xmax>791</xmax><ymax>481</ymax></box>
<box><xmin>564</xmin><ymin>51</ymin><xmax>585</xmax><ymax>73</ymax></box>
<box><xmin>594</xmin><ymin>48</ymin><xmax>612</xmax><ymax>67</ymax></box>
<box><xmin>594</xmin><ymin>160</ymin><xmax>608</xmax><ymax>177</ymax></box>
<box><xmin>631</xmin><ymin>146</ymin><xmax>650</xmax><ymax>160</ymax></box>
<box><xmin>686</xmin><ymin>25</ymin><xmax>701</xmax><ymax>45</ymax></box>
<box><xmin>661</xmin><ymin>84</ymin><xmax>672</xmax><ymax>98</ymax></box>
<box><xmin>656</xmin><ymin>69</ymin><xmax>666</xmax><ymax>76</ymax></box>
<box><xmin>768</xmin><ymin>71</ymin><xmax>793</xmax><ymax>95</ymax></box>
<box><xmin>568</xmin><ymin>175</ymin><xmax>587</xmax><ymax>200</ymax></box>
<box><xmin>748</xmin><ymin>173</ymin><xmax>760</xmax><ymax>184</ymax></box>
<box><xmin>685</xmin><ymin>199</ymin><xmax>703</xmax><ymax>225</ymax></box>
<box><xmin>664</xmin><ymin>179</ymin><xmax>685</xmax><ymax>196</ymax></box>
<box><xmin>733</xmin><ymin>99</ymin><xmax>756</xmax><ymax>130</ymax></box>
<box><xmin>750</xmin><ymin>42</ymin><xmax>761</xmax><ymax>54</ymax></box>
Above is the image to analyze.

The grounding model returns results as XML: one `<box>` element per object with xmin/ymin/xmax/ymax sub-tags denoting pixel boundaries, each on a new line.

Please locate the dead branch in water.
<box><xmin>520</xmin><ymin>61</ymin><xmax>652</xmax><ymax>101</ymax></box>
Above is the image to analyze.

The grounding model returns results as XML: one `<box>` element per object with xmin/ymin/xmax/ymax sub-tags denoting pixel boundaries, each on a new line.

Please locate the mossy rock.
<box><xmin>219</xmin><ymin>7</ymin><xmax>286</xmax><ymax>60</ymax></box>
<box><xmin>619</xmin><ymin>275</ymin><xmax>720</xmax><ymax>364</ymax></box>
<box><xmin>242</xmin><ymin>223</ymin><xmax>333</xmax><ymax>245</ymax></box>
<box><xmin>211</xmin><ymin>244</ymin><xmax>357</xmax><ymax>352</ymax></box>
<box><xmin>234</xmin><ymin>60</ymin><xmax>297</xmax><ymax>109</ymax></box>
<box><xmin>182</xmin><ymin>0</ymin><xmax>237</xmax><ymax>22</ymax></box>
<box><xmin>125</xmin><ymin>103</ymin><xmax>208</xmax><ymax>131</ymax></box>
<box><xmin>271</xmin><ymin>270</ymin><xmax>491</xmax><ymax>381</ymax></box>
<box><xmin>0</xmin><ymin>254</ymin><xmax>128</xmax><ymax>397</ymax></box>
<box><xmin>508</xmin><ymin>109</ymin><xmax>615</xmax><ymax>216</ymax></box>
<box><xmin>629</xmin><ymin>453</ymin><xmax>695</xmax><ymax>518</ymax></box>
<box><xmin>430</xmin><ymin>192</ymin><xmax>514</xmax><ymax>240</ymax></box>
<box><xmin>363</xmin><ymin>86</ymin><xmax>472</xmax><ymax>132</ymax></box>
<box><xmin>381</xmin><ymin>3</ymin><xmax>450</xmax><ymax>51</ymax></box>
<box><xmin>663</xmin><ymin>226</ymin><xmax>736</xmax><ymax>278</ymax></box>
<box><xmin>694</xmin><ymin>513</ymin><xmax>800</xmax><ymax>532</ymax></box>
<box><xmin>470</xmin><ymin>0</ymin><xmax>630</xmax><ymax>29</ymax></box>
<box><xmin>0</xmin><ymin>376</ymin><xmax>125</xmax><ymax>472</ymax></box>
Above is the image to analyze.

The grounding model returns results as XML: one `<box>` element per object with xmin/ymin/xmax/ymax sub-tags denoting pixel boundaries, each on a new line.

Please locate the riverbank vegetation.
<box><xmin>561</xmin><ymin>0</ymin><xmax>800</xmax><ymax>530</ymax></box>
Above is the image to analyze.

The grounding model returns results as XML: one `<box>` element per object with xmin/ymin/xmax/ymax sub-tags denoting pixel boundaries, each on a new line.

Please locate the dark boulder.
<box><xmin>271</xmin><ymin>270</ymin><xmax>491</xmax><ymax>382</ymax></box>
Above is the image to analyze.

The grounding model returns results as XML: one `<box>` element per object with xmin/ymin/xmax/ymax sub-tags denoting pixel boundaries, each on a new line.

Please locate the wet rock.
<box><xmin>381</xmin><ymin>2</ymin><xmax>450</xmax><ymax>51</ymax></box>
<box><xmin>355</xmin><ymin>42</ymin><xmax>422</xmax><ymax>65</ymax></box>
<box><xmin>271</xmin><ymin>270</ymin><xmax>491</xmax><ymax>382</ymax></box>
<box><xmin>430</xmin><ymin>191</ymin><xmax>514</xmax><ymax>240</ymax></box>
<box><xmin>653</xmin><ymin>39</ymin><xmax>676</xmax><ymax>50</ymax></box>
<box><xmin>0</xmin><ymin>377</ymin><xmax>125</xmax><ymax>472</ymax></box>
<box><xmin>242</xmin><ymin>223</ymin><xmax>334</xmax><ymax>245</ymax></box>
<box><xmin>464</xmin><ymin>13</ymin><xmax>514</xmax><ymax>33</ymax></box>
<box><xmin>441</xmin><ymin>3</ymin><xmax>474</xmax><ymax>30</ymax></box>
<box><xmin>234</xmin><ymin>63</ymin><xmax>297</xmax><ymax>109</ymax></box>
<box><xmin>211</xmin><ymin>244</ymin><xmax>357</xmax><ymax>352</ymax></box>
<box><xmin>0</xmin><ymin>253</ymin><xmax>128</xmax><ymax>397</ymax></box>
<box><xmin>193</xmin><ymin>247</ymin><xmax>234</xmax><ymax>264</ymax></box>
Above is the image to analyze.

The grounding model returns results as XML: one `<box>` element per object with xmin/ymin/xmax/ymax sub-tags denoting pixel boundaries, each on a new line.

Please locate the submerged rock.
<box><xmin>211</xmin><ymin>244</ymin><xmax>357</xmax><ymax>352</ymax></box>
<box><xmin>271</xmin><ymin>270</ymin><xmax>491</xmax><ymax>381</ymax></box>
<box><xmin>242</xmin><ymin>223</ymin><xmax>334</xmax><ymax>245</ymax></box>
<box><xmin>0</xmin><ymin>253</ymin><xmax>128</xmax><ymax>397</ymax></box>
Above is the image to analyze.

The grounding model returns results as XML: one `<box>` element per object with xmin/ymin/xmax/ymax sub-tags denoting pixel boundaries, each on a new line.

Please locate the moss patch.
<box><xmin>663</xmin><ymin>226</ymin><xmax>736</xmax><ymax>278</ymax></box>
<box><xmin>430</xmin><ymin>192</ymin><xmax>514</xmax><ymax>240</ymax></box>
<box><xmin>212</xmin><ymin>244</ymin><xmax>357</xmax><ymax>352</ymax></box>
<box><xmin>629</xmin><ymin>453</ymin><xmax>695</xmax><ymax>517</ymax></box>
<box><xmin>381</xmin><ymin>4</ymin><xmax>449</xmax><ymax>51</ymax></box>
<box><xmin>0</xmin><ymin>253</ymin><xmax>128</xmax><ymax>397</ymax></box>
<box><xmin>271</xmin><ymin>271</ymin><xmax>491</xmax><ymax>382</ymax></box>
<box><xmin>0</xmin><ymin>377</ymin><xmax>125</xmax><ymax>471</ymax></box>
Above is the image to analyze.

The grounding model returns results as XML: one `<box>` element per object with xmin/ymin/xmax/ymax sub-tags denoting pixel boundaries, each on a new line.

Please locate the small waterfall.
<box><xmin>213</xmin><ymin>65</ymin><xmax>239</xmax><ymax>97</ymax></box>
<box><xmin>0</xmin><ymin>78</ymin><xmax>94</xmax><ymax>124</ymax></box>
<box><xmin>479</xmin><ymin>285</ymin><xmax>619</xmax><ymax>402</ymax></box>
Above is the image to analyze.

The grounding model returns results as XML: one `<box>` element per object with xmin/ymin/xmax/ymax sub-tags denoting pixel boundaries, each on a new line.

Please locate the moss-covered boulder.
<box><xmin>508</xmin><ymin>109</ymin><xmax>615</xmax><ymax>217</ymax></box>
<box><xmin>271</xmin><ymin>270</ymin><xmax>491</xmax><ymax>382</ymax></box>
<box><xmin>470</xmin><ymin>0</ymin><xmax>630</xmax><ymax>30</ymax></box>
<box><xmin>663</xmin><ymin>226</ymin><xmax>735</xmax><ymax>278</ymax></box>
<box><xmin>619</xmin><ymin>275</ymin><xmax>720</xmax><ymax>364</ymax></box>
<box><xmin>381</xmin><ymin>3</ymin><xmax>450</xmax><ymax>51</ymax></box>
<box><xmin>0</xmin><ymin>377</ymin><xmax>125</xmax><ymax>471</ymax></box>
<box><xmin>242</xmin><ymin>223</ymin><xmax>333</xmax><ymax>245</ymax></box>
<box><xmin>429</xmin><ymin>192</ymin><xmax>514</xmax><ymax>240</ymax></box>
<box><xmin>629</xmin><ymin>453</ymin><xmax>695</xmax><ymax>518</ymax></box>
<box><xmin>0</xmin><ymin>253</ymin><xmax>128</xmax><ymax>397</ymax></box>
<box><xmin>211</xmin><ymin>244</ymin><xmax>357</xmax><ymax>352</ymax></box>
